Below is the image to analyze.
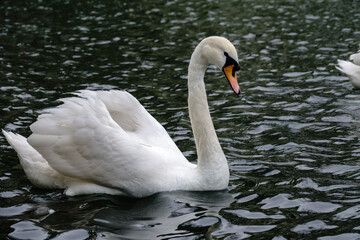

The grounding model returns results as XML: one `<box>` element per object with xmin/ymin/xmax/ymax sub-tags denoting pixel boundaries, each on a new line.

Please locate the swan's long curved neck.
<box><xmin>187</xmin><ymin>53</ymin><xmax>227</xmax><ymax>170</ymax></box>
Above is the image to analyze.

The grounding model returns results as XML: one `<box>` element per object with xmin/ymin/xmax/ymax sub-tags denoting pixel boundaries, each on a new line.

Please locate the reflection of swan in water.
<box><xmin>2</xmin><ymin>36</ymin><xmax>240</xmax><ymax>197</ymax></box>
<box><xmin>91</xmin><ymin>191</ymin><xmax>235</xmax><ymax>239</ymax></box>
<box><xmin>337</xmin><ymin>50</ymin><xmax>360</xmax><ymax>89</ymax></box>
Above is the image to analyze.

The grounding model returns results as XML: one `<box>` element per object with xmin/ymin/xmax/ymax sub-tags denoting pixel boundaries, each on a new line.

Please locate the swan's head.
<box><xmin>196</xmin><ymin>36</ymin><xmax>241</xmax><ymax>95</ymax></box>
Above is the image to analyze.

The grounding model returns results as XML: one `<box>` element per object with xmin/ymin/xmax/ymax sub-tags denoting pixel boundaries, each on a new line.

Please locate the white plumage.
<box><xmin>337</xmin><ymin>50</ymin><xmax>360</xmax><ymax>89</ymax></box>
<box><xmin>3</xmin><ymin>36</ymin><xmax>240</xmax><ymax>198</ymax></box>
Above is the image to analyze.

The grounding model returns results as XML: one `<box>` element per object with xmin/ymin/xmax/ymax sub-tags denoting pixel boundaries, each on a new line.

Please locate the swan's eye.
<box><xmin>222</xmin><ymin>52</ymin><xmax>240</xmax><ymax>95</ymax></box>
<box><xmin>223</xmin><ymin>52</ymin><xmax>240</xmax><ymax>71</ymax></box>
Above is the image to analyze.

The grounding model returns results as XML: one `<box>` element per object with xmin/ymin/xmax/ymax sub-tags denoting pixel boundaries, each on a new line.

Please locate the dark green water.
<box><xmin>1</xmin><ymin>0</ymin><xmax>360</xmax><ymax>239</ymax></box>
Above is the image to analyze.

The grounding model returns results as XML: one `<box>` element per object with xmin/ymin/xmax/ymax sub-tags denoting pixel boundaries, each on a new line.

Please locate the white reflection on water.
<box><xmin>89</xmin><ymin>191</ymin><xmax>234</xmax><ymax>239</ymax></box>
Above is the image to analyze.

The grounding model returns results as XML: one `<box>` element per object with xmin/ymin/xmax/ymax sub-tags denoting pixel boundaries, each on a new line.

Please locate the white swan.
<box><xmin>337</xmin><ymin>50</ymin><xmax>360</xmax><ymax>89</ymax></box>
<box><xmin>2</xmin><ymin>36</ymin><xmax>240</xmax><ymax>198</ymax></box>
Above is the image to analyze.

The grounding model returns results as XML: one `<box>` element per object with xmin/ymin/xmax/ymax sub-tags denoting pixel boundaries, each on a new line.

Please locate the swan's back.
<box><xmin>27</xmin><ymin>90</ymin><xmax>192</xmax><ymax>197</ymax></box>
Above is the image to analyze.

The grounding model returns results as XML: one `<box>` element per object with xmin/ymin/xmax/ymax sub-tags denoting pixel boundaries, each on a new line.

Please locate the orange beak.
<box><xmin>223</xmin><ymin>65</ymin><xmax>240</xmax><ymax>95</ymax></box>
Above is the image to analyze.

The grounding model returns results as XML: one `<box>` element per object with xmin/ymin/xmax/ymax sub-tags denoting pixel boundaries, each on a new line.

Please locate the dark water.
<box><xmin>1</xmin><ymin>0</ymin><xmax>360</xmax><ymax>239</ymax></box>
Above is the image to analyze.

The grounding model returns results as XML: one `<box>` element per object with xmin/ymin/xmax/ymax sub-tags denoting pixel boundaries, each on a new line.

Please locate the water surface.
<box><xmin>1</xmin><ymin>0</ymin><xmax>360</xmax><ymax>239</ymax></box>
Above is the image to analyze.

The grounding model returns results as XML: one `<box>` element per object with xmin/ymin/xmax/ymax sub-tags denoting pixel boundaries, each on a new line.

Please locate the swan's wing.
<box><xmin>76</xmin><ymin>90</ymin><xmax>181</xmax><ymax>151</ymax></box>
<box><xmin>27</xmin><ymin>90</ymin><xmax>189</xmax><ymax>194</ymax></box>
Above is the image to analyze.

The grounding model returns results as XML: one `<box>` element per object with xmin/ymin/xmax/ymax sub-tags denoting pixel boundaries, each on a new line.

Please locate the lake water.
<box><xmin>1</xmin><ymin>0</ymin><xmax>360</xmax><ymax>239</ymax></box>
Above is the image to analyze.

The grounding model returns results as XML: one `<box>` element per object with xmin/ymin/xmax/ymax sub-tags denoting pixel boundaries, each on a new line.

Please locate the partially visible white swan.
<box><xmin>337</xmin><ymin>49</ymin><xmax>360</xmax><ymax>89</ymax></box>
<box><xmin>3</xmin><ymin>36</ymin><xmax>240</xmax><ymax>198</ymax></box>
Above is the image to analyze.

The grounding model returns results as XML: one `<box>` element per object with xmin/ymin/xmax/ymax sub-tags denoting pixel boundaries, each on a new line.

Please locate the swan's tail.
<box><xmin>336</xmin><ymin>60</ymin><xmax>360</xmax><ymax>89</ymax></box>
<box><xmin>350</xmin><ymin>51</ymin><xmax>360</xmax><ymax>65</ymax></box>
<box><xmin>336</xmin><ymin>60</ymin><xmax>359</xmax><ymax>75</ymax></box>
<box><xmin>2</xmin><ymin>129</ymin><xmax>67</xmax><ymax>189</ymax></box>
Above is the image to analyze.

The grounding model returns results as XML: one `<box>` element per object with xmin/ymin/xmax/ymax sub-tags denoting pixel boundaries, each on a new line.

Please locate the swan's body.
<box><xmin>3</xmin><ymin>36</ymin><xmax>240</xmax><ymax>198</ymax></box>
<box><xmin>337</xmin><ymin>50</ymin><xmax>360</xmax><ymax>89</ymax></box>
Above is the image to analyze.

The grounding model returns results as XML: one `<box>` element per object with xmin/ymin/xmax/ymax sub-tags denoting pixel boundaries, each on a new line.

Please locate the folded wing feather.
<box><xmin>28</xmin><ymin>90</ymin><xmax>188</xmax><ymax>193</ymax></box>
